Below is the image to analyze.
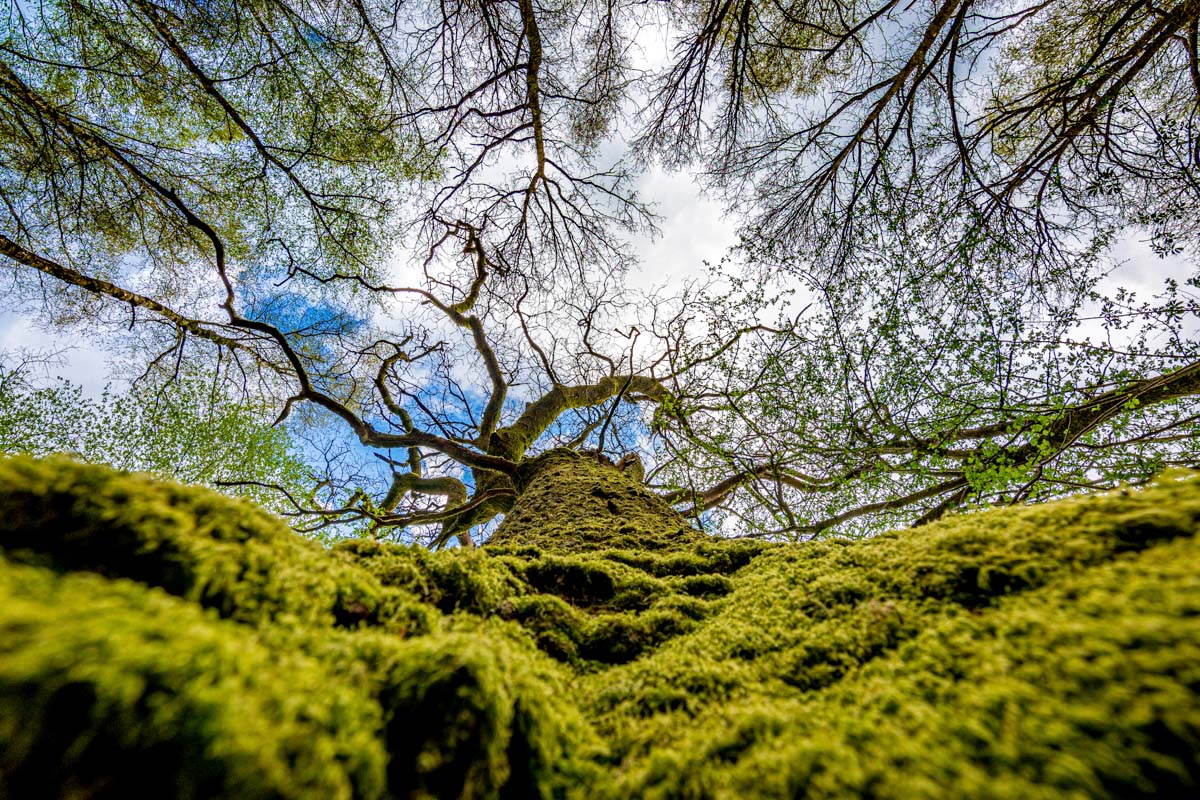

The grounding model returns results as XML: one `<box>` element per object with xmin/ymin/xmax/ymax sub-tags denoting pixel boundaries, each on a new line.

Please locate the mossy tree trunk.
<box><xmin>406</xmin><ymin>376</ymin><xmax>680</xmax><ymax>548</ymax></box>
<box><xmin>486</xmin><ymin>450</ymin><xmax>704</xmax><ymax>552</ymax></box>
<box><xmin>5</xmin><ymin>456</ymin><xmax>1200</xmax><ymax>799</ymax></box>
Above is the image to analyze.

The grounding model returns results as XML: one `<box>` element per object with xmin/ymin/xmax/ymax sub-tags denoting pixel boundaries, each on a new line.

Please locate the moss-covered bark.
<box><xmin>488</xmin><ymin>449</ymin><xmax>702</xmax><ymax>551</ymax></box>
<box><xmin>3</xmin><ymin>454</ymin><xmax>1200</xmax><ymax>798</ymax></box>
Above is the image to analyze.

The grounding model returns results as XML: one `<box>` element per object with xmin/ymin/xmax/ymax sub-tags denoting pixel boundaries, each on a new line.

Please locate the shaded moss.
<box><xmin>525</xmin><ymin>556</ymin><xmax>618</xmax><ymax>605</ymax></box>
<box><xmin>335</xmin><ymin>538</ymin><xmax>523</xmax><ymax>616</ymax></box>
<box><xmin>598</xmin><ymin>540</ymin><xmax>774</xmax><ymax>576</ymax></box>
<box><xmin>372</xmin><ymin>627</ymin><xmax>600</xmax><ymax>800</ymax></box>
<box><xmin>497</xmin><ymin>593</ymin><xmax>704</xmax><ymax>667</ymax></box>
<box><xmin>3</xmin><ymin>455</ymin><xmax>1200</xmax><ymax>798</ymax></box>
<box><xmin>673</xmin><ymin>573</ymin><xmax>734</xmax><ymax>598</ymax></box>
<box><xmin>0</xmin><ymin>457</ymin><xmax>599</xmax><ymax>799</ymax></box>
<box><xmin>0</xmin><ymin>557</ymin><xmax>599</xmax><ymax>800</ymax></box>
<box><xmin>602</xmin><ymin>535</ymin><xmax>1200</xmax><ymax>798</ymax></box>
<box><xmin>581</xmin><ymin>474</ymin><xmax>1200</xmax><ymax>798</ymax></box>
<box><xmin>581</xmin><ymin>608</ymin><xmax>699</xmax><ymax>665</ymax></box>
<box><xmin>518</xmin><ymin>554</ymin><xmax>674</xmax><ymax>612</ymax></box>
<box><xmin>500</xmin><ymin>594</ymin><xmax>588</xmax><ymax>663</ymax></box>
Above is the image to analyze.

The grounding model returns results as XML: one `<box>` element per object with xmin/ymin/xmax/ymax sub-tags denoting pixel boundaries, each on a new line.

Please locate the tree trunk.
<box><xmin>486</xmin><ymin>449</ymin><xmax>702</xmax><ymax>552</ymax></box>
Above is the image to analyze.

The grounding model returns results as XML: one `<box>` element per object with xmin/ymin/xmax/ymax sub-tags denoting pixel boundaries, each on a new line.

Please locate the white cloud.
<box><xmin>627</xmin><ymin>166</ymin><xmax>739</xmax><ymax>290</ymax></box>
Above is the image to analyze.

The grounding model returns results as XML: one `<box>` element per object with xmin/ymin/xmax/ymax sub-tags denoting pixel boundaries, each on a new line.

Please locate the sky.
<box><xmin>0</xmin><ymin>2</ymin><xmax>734</xmax><ymax>396</ymax></box>
<box><xmin>2</xmin><ymin>5</ymin><xmax>1197</xmax><ymax>547</ymax></box>
<box><xmin>1</xmin><ymin>174</ymin><xmax>1192</xmax><ymax>398</ymax></box>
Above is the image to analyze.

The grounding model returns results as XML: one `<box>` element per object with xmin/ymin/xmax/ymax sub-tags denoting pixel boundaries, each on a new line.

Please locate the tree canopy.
<box><xmin>1</xmin><ymin>0</ymin><xmax>1198</xmax><ymax>543</ymax></box>
<box><xmin>0</xmin><ymin>351</ymin><xmax>313</xmax><ymax>515</ymax></box>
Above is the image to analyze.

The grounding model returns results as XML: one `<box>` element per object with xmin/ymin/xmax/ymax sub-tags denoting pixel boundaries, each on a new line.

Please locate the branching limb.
<box><xmin>0</xmin><ymin>234</ymin><xmax>258</xmax><ymax>356</ymax></box>
<box><xmin>490</xmin><ymin>374</ymin><xmax>670</xmax><ymax>460</ymax></box>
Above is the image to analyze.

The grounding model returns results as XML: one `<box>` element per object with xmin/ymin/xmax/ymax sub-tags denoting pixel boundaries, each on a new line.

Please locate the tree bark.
<box><xmin>486</xmin><ymin>449</ymin><xmax>702</xmax><ymax>552</ymax></box>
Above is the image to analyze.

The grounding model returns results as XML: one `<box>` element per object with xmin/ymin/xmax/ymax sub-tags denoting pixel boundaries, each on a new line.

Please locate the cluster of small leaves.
<box><xmin>1</xmin><ymin>0</ymin><xmax>424</xmax><ymax>283</ymax></box>
<box><xmin>653</xmin><ymin>190</ymin><xmax>1200</xmax><ymax>538</ymax></box>
<box><xmin>644</xmin><ymin>0</ymin><xmax>1200</xmax><ymax>272</ymax></box>
<box><xmin>0</xmin><ymin>355</ymin><xmax>313</xmax><ymax>515</ymax></box>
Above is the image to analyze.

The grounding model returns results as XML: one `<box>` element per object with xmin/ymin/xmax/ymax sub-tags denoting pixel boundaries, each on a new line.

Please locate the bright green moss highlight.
<box><xmin>3</xmin><ymin>454</ymin><xmax>1200</xmax><ymax>797</ymax></box>
<box><xmin>599</xmin><ymin>536</ymin><xmax>1200</xmax><ymax>798</ymax></box>
<box><xmin>0</xmin><ymin>454</ymin><xmax>434</xmax><ymax>634</ymax></box>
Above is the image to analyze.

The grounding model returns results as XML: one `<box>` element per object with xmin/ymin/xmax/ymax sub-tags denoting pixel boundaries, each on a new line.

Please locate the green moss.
<box><xmin>599</xmin><ymin>540</ymin><xmax>774</xmax><ymax>576</ymax></box>
<box><xmin>497</xmin><ymin>592</ymin><xmax>703</xmax><ymax>668</ymax></box>
<box><xmin>0</xmin><ymin>559</ymin><xmax>599</xmax><ymax>800</ymax></box>
<box><xmin>603</xmin><ymin>534</ymin><xmax>1200</xmax><ymax>798</ymax></box>
<box><xmin>335</xmin><ymin>538</ymin><xmax>523</xmax><ymax>615</ymax></box>
<box><xmin>487</xmin><ymin>450</ymin><xmax>704</xmax><ymax>551</ymax></box>
<box><xmin>0</xmin><ymin>560</ymin><xmax>388</xmax><ymax>800</ymax></box>
<box><xmin>579</xmin><ymin>474</ymin><xmax>1200</xmax><ymax>797</ymax></box>
<box><xmin>0</xmin><ymin>456</ymin><xmax>600</xmax><ymax>799</ymax></box>
<box><xmin>519</xmin><ymin>554</ymin><xmax>674</xmax><ymax>611</ymax></box>
<box><xmin>371</xmin><ymin>626</ymin><xmax>600</xmax><ymax>800</ymax></box>
<box><xmin>581</xmin><ymin>608</ymin><xmax>699</xmax><ymax>665</ymax></box>
<box><xmin>500</xmin><ymin>594</ymin><xmax>588</xmax><ymax>662</ymax></box>
<box><xmin>0</xmin><ymin>456</ymin><xmax>434</xmax><ymax>634</ymax></box>
<box><xmin>3</xmin><ymin>455</ymin><xmax>1200</xmax><ymax>798</ymax></box>
<box><xmin>672</xmin><ymin>573</ymin><xmax>734</xmax><ymax>598</ymax></box>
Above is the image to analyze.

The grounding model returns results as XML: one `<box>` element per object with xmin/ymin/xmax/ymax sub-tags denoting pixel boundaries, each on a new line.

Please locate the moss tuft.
<box><xmin>0</xmin><ymin>456</ymin><xmax>432</xmax><ymax>634</ymax></box>
<box><xmin>373</xmin><ymin>627</ymin><xmax>599</xmax><ymax>800</ymax></box>
<box><xmin>336</xmin><ymin>538</ymin><xmax>523</xmax><ymax>615</ymax></box>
